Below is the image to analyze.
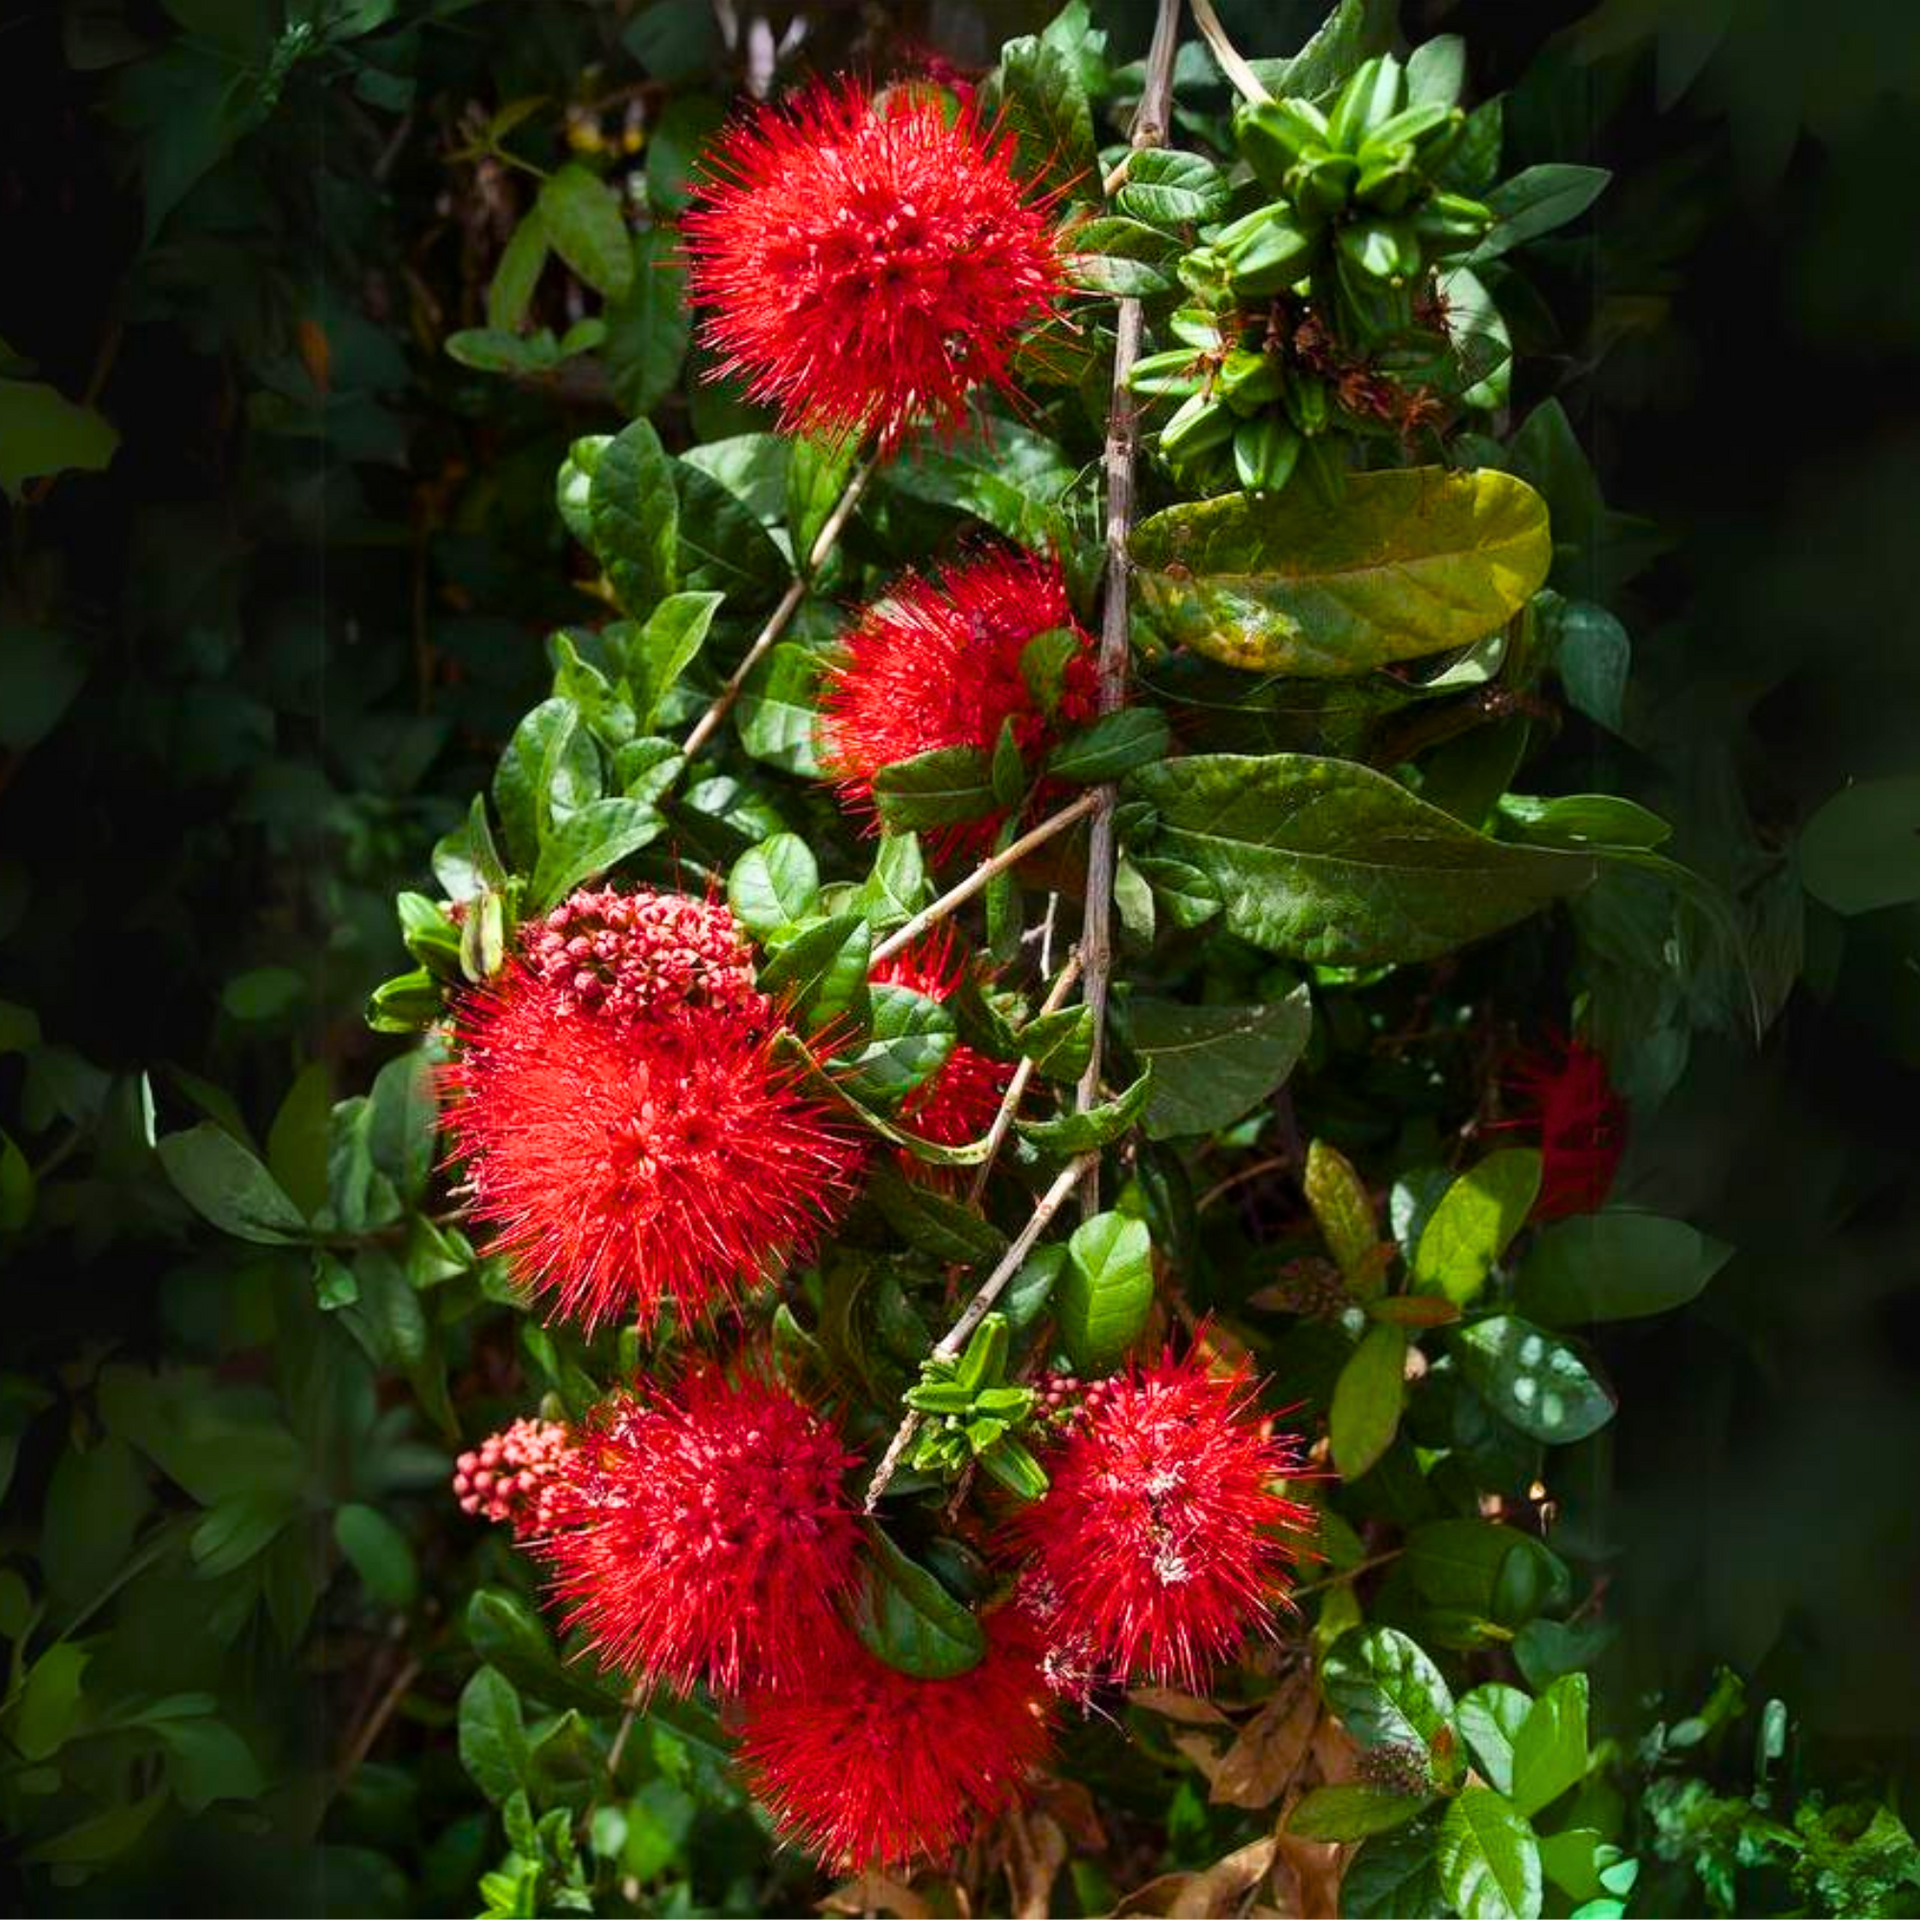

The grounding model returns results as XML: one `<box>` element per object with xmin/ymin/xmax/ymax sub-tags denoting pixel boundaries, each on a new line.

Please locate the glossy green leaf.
<box><xmin>15</xmin><ymin>1642</ymin><xmax>89</xmax><ymax>1759</ymax></box>
<box><xmin>589</xmin><ymin>418</ymin><xmax>677</xmax><ymax>617</ymax></box>
<box><xmin>536</xmin><ymin>163</ymin><xmax>633</xmax><ymax>300</ymax></box>
<box><xmin>1517</xmin><ymin>1210</ymin><xmax>1734</xmax><ymax>1324</ymax></box>
<box><xmin>1117</xmin><ymin>148</ymin><xmax>1230</xmax><ymax>226</ymax></box>
<box><xmin>604</xmin><ymin>227</ymin><xmax>688</xmax><ymax>416</ymax></box>
<box><xmin>1511</xmin><ymin>1673</ymin><xmax>1588</xmax><ymax>1818</ymax></box>
<box><xmin>458</xmin><ymin>1665</ymin><xmax>530</xmax><ymax>1804</ymax></box>
<box><xmin>1411</xmin><ymin>1149</ymin><xmax>1541</xmax><ymax>1304</ymax></box>
<box><xmin>1130</xmin><ymin>469</ymin><xmax>1552</xmax><ymax>675</ymax></box>
<box><xmin>630</xmin><ymin>590</ymin><xmax>722</xmax><ymax>726</ymax></box>
<box><xmin>1451</xmin><ymin>1315</ymin><xmax>1616</xmax><ymax>1444</ymax></box>
<box><xmin>992</xmin><ymin>34</ymin><xmax>1097</xmax><ymax>200</ymax></box>
<box><xmin>851</xmin><ymin>1525</ymin><xmax>985</xmax><ymax>1678</ymax></box>
<box><xmin>334</xmin><ymin>1502</ymin><xmax>419</xmax><ymax>1609</ymax></box>
<box><xmin>1016</xmin><ymin>1069</ymin><xmax>1151</xmax><ymax>1151</ymax></box>
<box><xmin>529</xmin><ymin>797</ymin><xmax>663</xmax><ymax>911</ymax></box>
<box><xmin>758</xmin><ymin>913</ymin><xmax>871</xmax><ymax>1032</ymax></box>
<box><xmin>1455</xmin><ymin>1683</ymin><xmax>1533</xmax><ymax>1794</ymax></box>
<box><xmin>735</xmin><ymin>643</ymin><xmax>825</xmax><ymax>776</ymax></box>
<box><xmin>1798</xmin><ymin>775</ymin><xmax>1920</xmax><ymax>914</ymax></box>
<box><xmin>1469</xmin><ymin>163</ymin><xmax>1609</xmax><ymax>264</ymax></box>
<box><xmin>728</xmin><ymin>833</ymin><xmax>820</xmax><ymax>936</ymax></box>
<box><xmin>1056</xmin><ymin>1210</ymin><xmax>1153</xmax><ymax>1373</ymax></box>
<box><xmin>1016</xmin><ymin>1004</ymin><xmax>1094</xmax><ymax>1082</ymax></box>
<box><xmin>673</xmin><ymin>458</ymin><xmax>787</xmax><ymax>609</ymax></box>
<box><xmin>871</xmin><ymin>746</ymin><xmax>996</xmax><ymax>830</ymax></box>
<box><xmin>1306</xmin><ymin>1139</ymin><xmax>1388</xmax><ymax>1294</ymax></box>
<box><xmin>1047</xmin><ymin>708</ymin><xmax>1172</xmax><ymax>784</ymax></box>
<box><xmin>1330</xmin><ymin>1322</ymin><xmax>1407</xmax><ymax>1479</ymax></box>
<box><xmin>838</xmin><ymin>986</ymin><xmax>956</xmax><ymax>1110</ymax></box>
<box><xmin>1322</xmin><ymin>1624</ymin><xmax>1454</xmax><ymax>1751</ymax></box>
<box><xmin>1344</xmin><ymin>1817</ymin><xmax>1449</xmax><ymax>1920</ymax></box>
<box><xmin>1124</xmin><ymin>987</ymin><xmax>1312</xmax><ymax>1140</ymax></box>
<box><xmin>158</xmin><ymin>1123</ymin><xmax>309</xmax><ymax>1243</ymax></box>
<box><xmin>1288</xmin><ymin>1783</ymin><xmax>1432</xmax><ymax>1840</ymax></box>
<box><xmin>1127</xmin><ymin>755</ymin><xmax>1594</xmax><ymax>963</ymax></box>
<box><xmin>486</xmin><ymin>211</ymin><xmax>547</xmax><ymax>332</ymax></box>
<box><xmin>1437</xmin><ymin>1787</ymin><xmax>1542</xmax><ymax>1920</ymax></box>
<box><xmin>869</xmin><ymin>1163</ymin><xmax>1003</xmax><ymax>1264</ymax></box>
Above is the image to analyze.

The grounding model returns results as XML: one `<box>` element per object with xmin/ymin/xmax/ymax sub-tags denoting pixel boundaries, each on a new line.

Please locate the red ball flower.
<box><xmin>542</xmin><ymin>1363</ymin><xmax>861</xmax><ymax>1697</ymax></box>
<box><xmin>871</xmin><ymin>927</ymin><xmax>1014</xmax><ymax>1148</ymax></box>
<box><xmin>452</xmin><ymin>1417</ymin><xmax>574</xmax><ymax>1537</ymax></box>
<box><xmin>444</xmin><ymin>969</ymin><xmax>865</xmax><ymax>1335</ymax></box>
<box><xmin>736</xmin><ymin>1615</ymin><xmax>1055</xmax><ymax>1871</ymax></box>
<box><xmin>1007</xmin><ymin>1352</ymin><xmax>1314</xmax><ymax>1692</ymax></box>
<box><xmin>682</xmin><ymin>80</ymin><xmax>1066</xmax><ymax>449</ymax></box>
<box><xmin>523</xmin><ymin>886</ymin><xmax>761</xmax><ymax>1026</ymax></box>
<box><xmin>1508</xmin><ymin>1035</ymin><xmax>1627</xmax><ymax>1221</ymax></box>
<box><xmin>819</xmin><ymin>547</ymin><xmax>1098</xmax><ymax>857</ymax></box>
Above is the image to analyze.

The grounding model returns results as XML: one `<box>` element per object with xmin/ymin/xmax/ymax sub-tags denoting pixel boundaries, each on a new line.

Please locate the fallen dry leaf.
<box><xmin>1005</xmin><ymin>1810</ymin><xmax>1068</xmax><ymax>1920</ymax></box>
<box><xmin>1129</xmin><ymin>1686</ymin><xmax>1235</xmax><ymax>1727</ymax></box>
<box><xmin>1269</xmin><ymin>1830</ymin><xmax>1346</xmax><ymax>1920</ymax></box>
<box><xmin>1209</xmin><ymin>1674</ymin><xmax>1319</xmax><ymax>1810</ymax></box>
<box><xmin>819</xmin><ymin>1872</ymin><xmax>934</xmax><ymax>1918</ymax></box>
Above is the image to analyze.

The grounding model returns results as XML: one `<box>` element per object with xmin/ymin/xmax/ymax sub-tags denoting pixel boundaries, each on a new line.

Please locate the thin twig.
<box><xmin>329</xmin><ymin>1654</ymin><xmax>421</xmax><ymax>1801</ymax></box>
<box><xmin>966</xmin><ymin>951</ymin><xmax>1084</xmax><ymax>1204</ymax></box>
<box><xmin>681</xmin><ymin>451</ymin><xmax>877</xmax><ymax>760</ymax></box>
<box><xmin>869</xmin><ymin>792</ymin><xmax>1100</xmax><ymax>967</ymax></box>
<box><xmin>1189</xmin><ymin>0</ymin><xmax>1274</xmax><ymax>105</ymax></box>
<box><xmin>1073</xmin><ymin>0</ymin><xmax>1183</xmax><ymax>1216</ymax></box>
<box><xmin>604</xmin><ymin>1678</ymin><xmax>648</xmax><ymax>1780</ymax></box>
<box><xmin>864</xmin><ymin>1155</ymin><xmax>1094</xmax><ymax>1511</ymax></box>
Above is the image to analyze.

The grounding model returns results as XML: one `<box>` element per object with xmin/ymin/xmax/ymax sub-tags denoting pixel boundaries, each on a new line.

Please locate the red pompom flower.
<box><xmin>523</xmin><ymin>886</ymin><xmax>761</xmax><ymax>1025</ymax></box>
<box><xmin>871</xmin><ymin>927</ymin><xmax>1014</xmax><ymax>1148</ymax></box>
<box><xmin>683</xmin><ymin>80</ymin><xmax>1066</xmax><ymax>449</ymax></box>
<box><xmin>444</xmin><ymin>890</ymin><xmax>865</xmax><ymax>1334</ymax></box>
<box><xmin>1508</xmin><ymin>1035</ymin><xmax>1627</xmax><ymax>1221</ymax></box>
<box><xmin>1007</xmin><ymin>1352</ymin><xmax>1314</xmax><ymax>1693</ymax></box>
<box><xmin>819</xmin><ymin>547</ymin><xmax>1098</xmax><ymax>857</ymax></box>
<box><xmin>541</xmin><ymin>1363</ymin><xmax>861</xmax><ymax>1697</ymax></box>
<box><xmin>736</xmin><ymin>1615</ymin><xmax>1055</xmax><ymax>1870</ymax></box>
<box><xmin>452</xmin><ymin>1417</ymin><xmax>574</xmax><ymax>1537</ymax></box>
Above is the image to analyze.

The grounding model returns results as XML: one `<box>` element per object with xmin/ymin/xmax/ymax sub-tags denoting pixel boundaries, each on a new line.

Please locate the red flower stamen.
<box><xmin>1506</xmin><ymin>1034</ymin><xmax>1627</xmax><ymax>1221</ymax></box>
<box><xmin>871</xmin><ymin>926</ymin><xmax>1015</xmax><ymax>1148</ymax></box>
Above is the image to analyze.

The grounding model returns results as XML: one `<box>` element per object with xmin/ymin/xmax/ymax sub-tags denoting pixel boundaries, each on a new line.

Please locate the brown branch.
<box><xmin>1189</xmin><ymin>0</ymin><xmax>1273</xmax><ymax>105</ymax></box>
<box><xmin>966</xmin><ymin>950</ymin><xmax>1085</xmax><ymax>1205</ymax></box>
<box><xmin>681</xmin><ymin>450</ymin><xmax>877</xmax><ymax>760</ymax></box>
<box><xmin>1073</xmin><ymin>0</ymin><xmax>1183</xmax><ymax>1215</ymax></box>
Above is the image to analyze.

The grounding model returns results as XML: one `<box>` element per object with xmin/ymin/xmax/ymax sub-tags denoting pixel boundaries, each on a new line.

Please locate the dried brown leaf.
<box><xmin>819</xmin><ymin>1872</ymin><xmax>935</xmax><ymax>1918</ymax></box>
<box><xmin>1269</xmin><ymin>1831</ymin><xmax>1345</xmax><ymax>1920</ymax></box>
<box><xmin>1209</xmin><ymin>1674</ymin><xmax>1319</xmax><ymax>1809</ymax></box>
<box><xmin>1129</xmin><ymin>1686</ymin><xmax>1234</xmax><ymax>1727</ymax></box>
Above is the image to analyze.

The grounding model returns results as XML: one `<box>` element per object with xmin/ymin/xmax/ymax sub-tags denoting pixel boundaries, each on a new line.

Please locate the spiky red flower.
<box><xmin>682</xmin><ymin>80</ymin><xmax>1066</xmax><ymax>449</ymax></box>
<box><xmin>1007</xmin><ymin>1352</ymin><xmax>1314</xmax><ymax>1692</ymax></box>
<box><xmin>1508</xmin><ymin>1035</ymin><xmax>1627</xmax><ymax>1221</ymax></box>
<box><xmin>541</xmin><ymin>1363</ymin><xmax>861</xmax><ymax>1696</ymax></box>
<box><xmin>871</xmin><ymin>927</ymin><xmax>1015</xmax><ymax>1147</ymax></box>
<box><xmin>452</xmin><ymin>1417</ymin><xmax>574</xmax><ymax>1537</ymax></box>
<box><xmin>820</xmin><ymin>547</ymin><xmax>1098</xmax><ymax>857</ymax></box>
<box><xmin>444</xmin><ymin>969</ymin><xmax>864</xmax><ymax>1334</ymax></box>
<box><xmin>736</xmin><ymin>1615</ymin><xmax>1055</xmax><ymax>1870</ymax></box>
<box><xmin>524</xmin><ymin>886</ymin><xmax>761</xmax><ymax>1025</ymax></box>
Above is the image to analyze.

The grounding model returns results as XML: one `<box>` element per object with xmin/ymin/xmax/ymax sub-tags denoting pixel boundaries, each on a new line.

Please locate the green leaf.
<box><xmin>871</xmin><ymin>746</ymin><xmax>997</xmax><ymax>830</ymax></box>
<box><xmin>191</xmin><ymin>1489</ymin><xmax>296</xmax><ymax>1577</ymax></box>
<box><xmin>590</xmin><ymin>419</ymin><xmax>678</xmax><ymax>617</ymax></box>
<box><xmin>858</xmin><ymin>835</ymin><xmax>930</xmax><ymax>931</ymax></box>
<box><xmin>1127</xmin><ymin>754</ymin><xmax>1594</xmax><ymax>964</ymax></box>
<box><xmin>445</xmin><ymin>326</ymin><xmax>556</xmax><ymax>374</ymax></box>
<box><xmin>39</xmin><ymin>1436</ymin><xmax>152</xmax><ymax>1608</ymax></box>
<box><xmin>1407</xmin><ymin>1521</ymin><xmax>1568</xmax><ymax>1629</ymax></box>
<box><xmin>0</xmin><ymin>379</ymin><xmax>119</xmax><ymax>499</ymax></box>
<box><xmin>758</xmin><ymin>914</ymin><xmax>871</xmax><ymax>1032</ymax></box>
<box><xmin>1251</xmin><ymin>0</ymin><xmax>1397</xmax><ymax>101</ymax></box>
<box><xmin>1451</xmin><ymin>1316</ymin><xmax>1616</xmax><ymax>1444</ymax></box>
<box><xmin>467</xmin><ymin>1588</ymin><xmax>625</xmax><ymax>1719</ymax></box>
<box><xmin>1513</xmin><ymin>1617</ymin><xmax>1614</xmax><ymax>1691</ymax></box>
<box><xmin>1117</xmin><ymin>148</ymin><xmax>1230</xmax><ymax>226</ymax></box>
<box><xmin>1064</xmin><ymin>215</ymin><xmax>1179</xmax><ymax>296</ymax></box>
<box><xmin>729</xmin><ymin>834</ymin><xmax>820</xmax><ymax>936</ymax></box>
<box><xmin>154</xmin><ymin>1714</ymin><xmax>264</xmax><ymax>1812</ymax></box>
<box><xmin>1330</xmin><ymin>1322</ymin><xmax>1407</xmax><ymax>1480</ymax></box>
<box><xmin>1798</xmin><ymin>775</ymin><xmax>1920</xmax><ymax>914</ymax></box>
<box><xmin>366</xmin><ymin>1050</ymin><xmax>437</xmax><ymax>1206</ymax></box>
<box><xmin>1057</xmin><ymin>1212</ymin><xmax>1153</xmax><ymax>1373</ymax></box>
<box><xmin>487</xmin><ymin>211</ymin><xmax>548</xmax><ymax>332</ymax></box>
<box><xmin>1124</xmin><ymin>988</ymin><xmax>1311</xmax><ymax>1141</ymax></box>
<box><xmin>1455</xmin><ymin>1683</ymin><xmax>1533</xmax><ymax>1795</ymax></box>
<box><xmin>1437</xmin><ymin>1788</ymin><xmax>1542</xmax><ymax>1920</ymax></box>
<box><xmin>869</xmin><ymin>1163</ymin><xmax>1002</xmax><ymax>1264</ymax></box>
<box><xmin>1411</xmin><ymin>1149</ymin><xmax>1541</xmax><ymax>1305</ymax></box>
<box><xmin>1511</xmin><ymin>1673</ymin><xmax>1588</xmax><ymax>1819</ymax></box>
<box><xmin>333</xmin><ymin>1502</ymin><xmax>419</xmax><ymax>1609</ymax></box>
<box><xmin>851</xmin><ymin>1525</ymin><xmax>985</xmax><ymax>1678</ymax></box>
<box><xmin>20</xmin><ymin>1788</ymin><xmax>167</xmax><ymax>1869</ymax></box>
<box><xmin>604</xmin><ymin>227</ymin><xmax>688</xmax><ymax>416</ymax></box>
<box><xmin>1469</xmin><ymin>163</ymin><xmax>1609</xmax><ymax>264</ymax></box>
<box><xmin>673</xmin><ymin>458</ymin><xmax>787</xmax><ymax>609</ymax></box>
<box><xmin>158</xmin><ymin>1123</ymin><xmax>309</xmax><ymax>1243</ymax></box>
<box><xmin>992</xmin><ymin>34</ymin><xmax>1097</xmax><ymax>200</ymax></box>
<box><xmin>1289</xmin><ymin>1784</ymin><xmax>1432</xmax><ymax>1840</ymax></box>
<box><xmin>787</xmin><ymin>432</ymin><xmax>857</xmax><ymax>559</ymax></box>
<box><xmin>0</xmin><ymin>625</ymin><xmax>88</xmax><ymax>752</ymax></box>
<box><xmin>1536</xmin><ymin>1829</ymin><xmax>1611</xmax><ymax>1904</ymax></box>
<box><xmin>840</xmin><ymin>986</ymin><xmax>957</xmax><ymax>1111</ymax></box>
<box><xmin>1536</xmin><ymin>592</ymin><xmax>1630</xmax><ymax>733</ymax></box>
<box><xmin>493</xmin><ymin>696</ymin><xmax>593</xmax><ymax>869</ymax></box>
<box><xmin>537</xmin><ymin>163</ymin><xmax>634</xmax><ymax>300</ymax></box>
<box><xmin>630</xmin><ymin>590</ymin><xmax>722</xmax><ymax>727</ymax></box>
<box><xmin>1322</xmin><ymin>1625</ymin><xmax>1454</xmax><ymax>1751</ymax></box>
<box><xmin>1017</xmin><ymin>1068</ymin><xmax>1152</xmax><ymax>1151</ymax></box>
<box><xmin>1047</xmin><ymin>708</ymin><xmax>1171</xmax><ymax>783</ymax></box>
<box><xmin>735</xmin><ymin>642</ymin><xmax>825</xmax><ymax>776</ymax></box>
<box><xmin>1131</xmin><ymin>469</ymin><xmax>1552</xmax><ymax>675</ymax></box>
<box><xmin>15</xmin><ymin>1642</ymin><xmax>89</xmax><ymax>1759</ymax></box>
<box><xmin>530</xmin><ymin>797</ymin><xmax>663</xmax><ymax>912</ymax></box>
<box><xmin>1306</xmin><ymin>1139</ymin><xmax>1388</xmax><ymax>1295</ymax></box>
<box><xmin>882</xmin><ymin>422</ymin><xmax>1076</xmax><ymax>549</ymax></box>
<box><xmin>1499</xmin><ymin>793</ymin><xmax>1671</xmax><ymax>851</ymax></box>
<box><xmin>1344</xmin><ymin>1817</ymin><xmax>1449</xmax><ymax>1919</ymax></box>
<box><xmin>1517</xmin><ymin>1210</ymin><xmax>1734</xmax><ymax>1324</ymax></box>
<box><xmin>459</xmin><ymin>1666</ymin><xmax>530</xmax><ymax>1804</ymax></box>
<box><xmin>1016</xmin><ymin>1004</ymin><xmax>1094</xmax><ymax>1082</ymax></box>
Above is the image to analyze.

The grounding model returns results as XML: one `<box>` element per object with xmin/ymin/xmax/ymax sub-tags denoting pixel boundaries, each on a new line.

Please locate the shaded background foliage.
<box><xmin>1</xmin><ymin>0</ymin><xmax>1917</xmax><ymax>1913</ymax></box>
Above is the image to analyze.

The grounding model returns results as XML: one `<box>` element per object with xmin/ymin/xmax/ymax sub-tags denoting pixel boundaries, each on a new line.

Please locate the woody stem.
<box><xmin>863</xmin><ymin>1154</ymin><xmax>1095</xmax><ymax>1512</ymax></box>
<box><xmin>681</xmin><ymin>450</ymin><xmax>877</xmax><ymax>761</ymax></box>
<box><xmin>869</xmin><ymin>790</ymin><xmax>1100</xmax><ymax>967</ymax></box>
<box><xmin>966</xmin><ymin>950</ymin><xmax>1085</xmax><ymax>1205</ymax></box>
<box><xmin>1189</xmin><ymin>0</ymin><xmax>1273</xmax><ymax>106</ymax></box>
<box><xmin>1074</xmin><ymin>0</ymin><xmax>1183</xmax><ymax>1216</ymax></box>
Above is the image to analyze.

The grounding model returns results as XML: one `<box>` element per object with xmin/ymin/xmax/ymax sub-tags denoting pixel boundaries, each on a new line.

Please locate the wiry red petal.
<box><xmin>541</xmin><ymin>1364</ymin><xmax>861</xmax><ymax>1697</ymax></box>
<box><xmin>820</xmin><ymin>547</ymin><xmax>1097</xmax><ymax>859</ymax></box>
<box><xmin>736</xmin><ymin>1615</ymin><xmax>1055</xmax><ymax>1871</ymax></box>
<box><xmin>1509</xmin><ymin>1037</ymin><xmax>1627</xmax><ymax>1221</ymax></box>
<box><xmin>871</xmin><ymin>927</ymin><xmax>1016</xmax><ymax>1148</ymax></box>
<box><xmin>1007</xmin><ymin>1353</ymin><xmax>1315</xmax><ymax>1693</ymax></box>
<box><xmin>443</xmin><ymin>974</ymin><xmax>865</xmax><ymax>1335</ymax></box>
<box><xmin>683</xmin><ymin>80</ymin><xmax>1066</xmax><ymax>449</ymax></box>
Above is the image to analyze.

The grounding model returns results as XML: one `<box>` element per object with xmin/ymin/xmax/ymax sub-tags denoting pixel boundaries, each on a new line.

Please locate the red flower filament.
<box><xmin>1008</xmin><ymin>1352</ymin><xmax>1314</xmax><ymax>1692</ymax></box>
<box><xmin>820</xmin><ymin>547</ymin><xmax>1097</xmax><ymax>857</ymax></box>
<box><xmin>871</xmin><ymin>926</ymin><xmax>1015</xmax><ymax>1147</ymax></box>
<box><xmin>683</xmin><ymin>80</ymin><xmax>1066</xmax><ymax>449</ymax></box>
<box><xmin>542</xmin><ymin>1364</ymin><xmax>861</xmax><ymax>1697</ymax></box>
<box><xmin>737</xmin><ymin>1616</ymin><xmax>1055</xmax><ymax>1871</ymax></box>
<box><xmin>1510</xmin><ymin>1036</ymin><xmax>1627</xmax><ymax>1221</ymax></box>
